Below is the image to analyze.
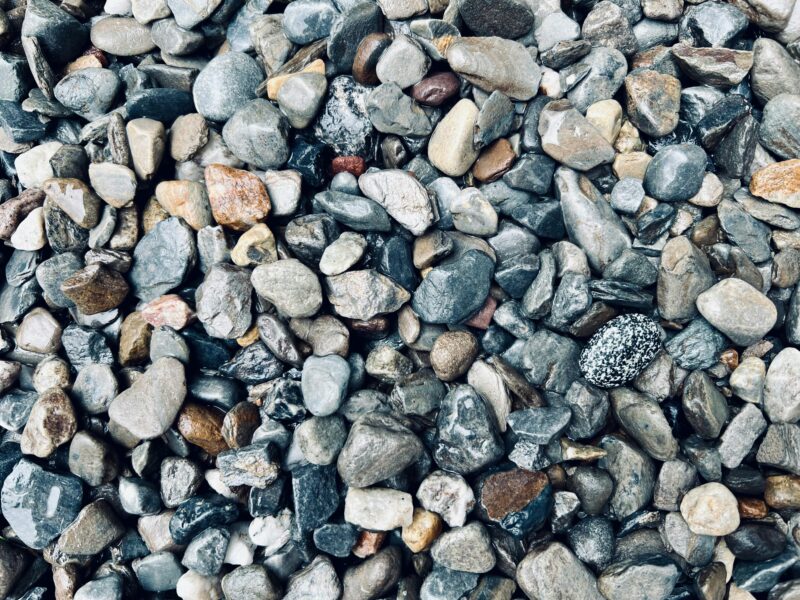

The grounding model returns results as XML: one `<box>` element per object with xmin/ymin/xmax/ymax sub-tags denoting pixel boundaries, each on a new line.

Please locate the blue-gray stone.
<box><xmin>665</xmin><ymin>318</ymin><xmax>728</xmax><ymax>371</ymax></box>
<box><xmin>193</xmin><ymin>52</ymin><xmax>263</xmax><ymax>122</ymax></box>
<box><xmin>0</xmin><ymin>100</ymin><xmax>47</xmax><ymax>143</ymax></box>
<box><xmin>133</xmin><ymin>551</ymin><xmax>184</xmax><ymax>592</ymax></box>
<box><xmin>169</xmin><ymin>494</ymin><xmax>239</xmax><ymax>545</ymax></box>
<box><xmin>182</xmin><ymin>526</ymin><xmax>230</xmax><ymax>576</ymax></box>
<box><xmin>643</xmin><ymin>144</ymin><xmax>707</xmax><ymax>202</ymax></box>
<box><xmin>130</xmin><ymin>217</ymin><xmax>197</xmax><ymax>302</ymax></box>
<box><xmin>412</xmin><ymin>249</ymin><xmax>494</xmax><ymax>324</ymax></box>
<box><xmin>1</xmin><ymin>459</ymin><xmax>83</xmax><ymax>550</ymax></box>
<box><xmin>314</xmin><ymin>190</ymin><xmax>392</xmax><ymax>232</ymax></box>
<box><xmin>125</xmin><ymin>88</ymin><xmax>194</xmax><ymax>122</ymax></box>
<box><xmin>314</xmin><ymin>522</ymin><xmax>358</xmax><ymax>557</ymax></box>
<box><xmin>508</xmin><ymin>406</ymin><xmax>573</xmax><ymax>444</ymax></box>
<box><xmin>283</xmin><ymin>0</ymin><xmax>339</xmax><ymax>44</ymax></box>
<box><xmin>433</xmin><ymin>384</ymin><xmax>504</xmax><ymax>475</ymax></box>
<box><xmin>420</xmin><ymin>565</ymin><xmax>479</xmax><ymax>600</ymax></box>
<box><xmin>222</xmin><ymin>99</ymin><xmax>291</xmax><ymax>170</ymax></box>
<box><xmin>0</xmin><ymin>54</ymin><xmax>31</xmax><ymax>102</ymax></box>
<box><xmin>53</xmin><ymin>68</ymin><xmax>120</xmax><ymax>120</ymax></box>
<box><xmin>0</xmin><ymin>389</ymin><xmax>37</xmax><ymax>431</ymax></box>
<box><xmin>293</xmin><ymin>463</ymin><xmax>340</xmax><ymax>531</ymax></box>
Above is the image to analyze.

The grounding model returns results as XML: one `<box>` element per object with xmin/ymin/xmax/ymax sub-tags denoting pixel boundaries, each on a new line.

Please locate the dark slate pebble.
<box><xmin>292</xmin><ymin>463</ymin><xmax>340</xmax><ymax>532</ymax></box>
<box><xmin>327</xmin><ymin>2</ymin><xmax>383</xmax><ymax>73</ymax></box>
<box><xmin>61</xmin><ymin>324</ymin><xmax>115</xmax><ymax>368</ymax></box>
<box><xmin>433</xmin><ymin>384</ymin><xmax>504</xmax><ymax>475</ymax></box>
<box><xmin>313</xmin><ymin>76</ymin><xmax>375</xmax><ymax>157</ymax></box>
<box><xmin>219</xmin><ymin>342</ymin><xmax>284</xmax><ymax>385</ymax></box>
<box><xmin>313</xmin><ymin>522</ymin><xmax>358</xmax><ymax>557</ymax></box>
<box><xmin>412</xmin><ymin>249</ymin><xmax>495</xmax><ymax>324</ymax></box>
<box><xmin>665</xmin><ymin>318</ymin><xmax>728</xmax><ymax>371</ymax></box>
<box><xmin>643</xmin><ymin>144</ymin><xmax>707</xmax><ymax>202</ymax></box>
<box><xmin>579</xmin><ymin>313</ymin><xmax>662</xmax><ymax>388</ymax></box>
<box><xmin>125</xmin><ymin>89</ymin><xmax>195</xmax><ymax>122</ymax></box>
<box><xmin>0</xmin><ymin>459</ymin><xmax>83</xmax><ymax>550</ymax></box>
<box><xmin>0</xmin><ymin>100</ymin><xmax>47</xmax><ymax>143</ymax></box>
<box><xmin>169</xmin><ymin>494</ymin><xmax>239</xmax><ymax>545</ymax></box>
<box><xmin>287</xmin><ymin>136</ymin><xmax>333</xmax><ymax>189</ymax></box>
<box><xmin>129</xmin><ymin>217</ymin><xmax>197</xmax><ymax>302</ymax></box>
<box><xmin>313</xmin><ymin>190</ymin><xmax>392</xmax><ymax>232</ymax></box>
<box><xmin>725</xmin><ymin>523</ymin><xmax>787</xmax><ymax>561</ymax></box>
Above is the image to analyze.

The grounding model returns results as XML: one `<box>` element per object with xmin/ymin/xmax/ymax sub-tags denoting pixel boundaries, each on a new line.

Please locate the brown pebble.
<box><xmin>331</xmin><ymin>156</ymin><xmax>366</xmax><ymax>177</ymax></box>
<box><xmin>413</xmin><ymin>230</ymin><xmax>453</xmax><ymax>269</ymax></box>
<box><xmin>119</xmin><ymin>311</ymin><xmax>152</xmax><ymax>366</ymax></box>
<box><xmin>720</xmin><ymin>349</ymin><xmax>739</xmax><ymax>371</ymax></box>
<box><xmin>109</xmin><ymin>205</ymin><xmax>140</xmax><ymax>250</ymax></box>
<box><xmin>345</xmin><ymin>316</ymin><xmax>390</xmax><ymax>337</ymax></box>
<box><xmin>221</xmin><ymin>401</ymin><xmax>261</xmax><ymax>449</ymax></box>
<box><xmin>204</xmin><ymin>164</ymin><xmax>271</xmax><ymax>231</ymax></box>
<box><xmin>20</xmin><ymin>388</ymin><xmax>78</xmax><ymax>458</ymax></box>
<box><xmin>691</xmin><ymin>215</ymin><xmax>723</xmax><ymax>247</ymax></box>
<box><xmin>177</xmin><ymin>402</ymin><xmax>229</xmax><ymax>456</ymax></box>
<box><xmin>569</xmin><ymin>302</ymin><xmax>618</xmax><ymax>338</ymax></box>
<box><xmin>765</xmin><ymin>475</ymin><xmax>800</xmax><ymax>509</ymax></box>
<box><xmin>53</xmin><ymin>564</ymin><xmax>79</xmax><ymax>600</ymax></box>
<box><xmin>546</xmin><ymin>464</ymin><xmax>568</xmax><ymax>490</ymax></box>
<box><xmin>737</xmin><ymin>497</ymin><xmax>768</xmax><ymax>519</ymax></box>
<box><xmin>142</xmin><ymin>195</ymin><xmax>170</xmax><ymax>233</ymax></box>
<box><xmin>0</xmin><ymin>189</ymin><xmax>44</xmax><ymax>240</ymax></box>
<box><xmin>60</xmin><ymin>264</ymin><xmax>129</xmax><ymax>315</ymax></box>
<box><xmin>141</xmin><ymin>294</ymin><xmax>195</xmax><ymax>329</ymax></box>
<box><xmin>411</xmin><ymin>72</ymin><xmax>460</xmax><ymax>106</ymax></box>
<box><xmin>478</xmin><ymin>468</ymin><xmax>549</xmax><ymax>522</ymax></box>
<box><xmin>237</xmin><ymin>327</ymin><xmax>260</xmax><ymax>347</ymax></box>
<box><xmin>465</xmin><ymin>295</ymin><xmax>497</xmax><ymax>329</ymax></box>
<box><xmin>352</xmin><ymin>33</ymin><xmax>392</xmax><ymax>85</ymax></box>
<box><xmin>352</xmin><ymin>530</ymin><xmax>386</xmax><ymax>558</ymax></box>
<box><xmin>402</xmin><ymin>508</ymin><xmax>443</xmax><ymax>553</ymax></box>
<box><xmin>430</xmin><ymin>330</ymin><xmax>479</xmax><ymax>382</ymax></box>
<box><xmin>472</xmin><ymin>138</ymin><xmax>516</xmax><ymax>183</ymax></box>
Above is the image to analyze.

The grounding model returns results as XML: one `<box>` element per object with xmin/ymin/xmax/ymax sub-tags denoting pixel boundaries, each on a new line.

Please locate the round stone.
<box><xmin>193</xmin><ymin>52</ymin><xmax>263</xmax><ymax>122</ymax></box>
<box><xmin>680</xmin><ymin>482</ymin><xmax>740</xmax><ymax>536</ymax></box>
<box><xmin>644</xmin><ymin>144</ymin><xmax>708</xmax><ymax>202</ymax></box>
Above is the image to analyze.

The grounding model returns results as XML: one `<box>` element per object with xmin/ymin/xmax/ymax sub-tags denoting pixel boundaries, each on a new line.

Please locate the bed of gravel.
<box><xmin>1</xmin><ymin>0</ymin><xmax>800</xmax><ymax>598</ymax></box>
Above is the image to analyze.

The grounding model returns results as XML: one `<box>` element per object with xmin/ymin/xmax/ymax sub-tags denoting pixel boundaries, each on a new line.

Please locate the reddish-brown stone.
<box><xmin>204</xmin><ymin>164</ymin><xmax>271</xmax><ymax>231</ymax></box>
<box><xmin>465</xmin><ymin>295</ymin><xmax>497</xmax><ymax>329</ymax></box>
<box><xmin>479</xmin><ymin>469</ymin><xmax>549</xmax><ymax>521</ymax></box>
<box><xmin>352</xmin><ymin>530</ymin><xmax>386</xmax><ymax>558</ymax></box>
<box><xmin>352</xmin><ymin>33</ymin><xmax>392</xmax><ymax>85</ymax></box>
<box><xmin>60</xmin><ymin>264</ymin><xmax>129</xmax><ymax>315</ymax></box>
<box><xmin>177</xmin><ymin>402</ymin><xmax>229</xmax><ymax>456</ymax></box>
<box><xmin>738</xmin><ymin>497</ymin><xmax>768</xmax><ymax>520</ymax></box>
<box><xmin>411</xmin><ymin>72</ymin><xmax>460</xmax><ymax>106</ymax></box>
<box><xmin>331</xmin><ymin>156</ymin><xmax>366</xmax><ymax>177</ymax></box>
<box><xmin>472</xmin><ymin>138</ymin><xmax>516</xmax><ymax>183</ymax></box>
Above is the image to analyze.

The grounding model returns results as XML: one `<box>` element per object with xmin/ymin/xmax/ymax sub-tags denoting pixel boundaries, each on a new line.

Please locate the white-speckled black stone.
<box><xmin>579</xmin><ymin>313</ymin><xmax>662</xmax><ymax>388</ymax></box>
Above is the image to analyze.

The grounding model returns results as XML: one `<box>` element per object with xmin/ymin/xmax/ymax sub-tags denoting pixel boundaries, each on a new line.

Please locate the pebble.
<box><xmin>223</xmin><ymin>99</ymin><xmax>290</xmax><ymax>170</ymax></box>
<box><xmin>539</xmin><ymin>100</ymin><xmax>616</xmax><ymax>171</ymax></box>
<box><xmin>109</xmin><ymin>357</ymin><xmax>186</xmax><ymax>439</ymax></box>
<box><xmin>428</xmin><ymin>99</ymin><xmax>480</xmax><ymax>177</ymax></box>
<box><xmin>130</xmin><ymin>217</ymin><xmax>197</xmax><ymax>301</ymax></box>
<box><xmin>644</xmin><ymin>143</ymin><xmax>708</xmax><ymax>202</ymax></box>
<box><xmin>680</xmin><ymin>483</ymin><xmax>741</xmax><ymax>536</ymax></box>
<box><xmin>90</xmin><ymin>17</ymin><xmax>156</xmax><ymax>56</ymax></box>
<box><xmin>326</xmin><ymin>269</ymin><xmax>411</xmax><ymax>320</ymax></box>
<box><xmin>155</xmin><ymin>180</ymin><xmax>212</xmax><ymax>231</ymax></box>
<box><xmin>517</xmin><ymin>542</ymin><xmax>603</xmax><ymax>600</ymax></box>
<box><xmin>251</xmin><ymin>259</ymin><xmax>322</xmax><ymax>318</ymax></box>
<box><xmin>205</xmin><ymin>164</ymin><xmax>271</xmax><ymax>231</ymax></box>
<box><xmin>193</xmin><ymin>53</ymin><xmax>262</xmax><ymax>122</ymax></box>
<box><xmin>1</xmin><ymin>460</ymin><xmax>83</xmax><ymax>550</ymax></box>
<box><xmin>301</xmin><ymin>355</ymin><xmax>350</xmax><ymax>416</ymax></box>
<box><xmin>696</xmin><ymin>278</ymin><xmax>777</xmax><ymax>346</ymax></box>
<box><xmin>344</xmin><ymin>487</ymin><xmax>414</xmax><ymax>531</ymax></box>
<box><xmin>764</xmin><ymin>348</ymin><xmax>800</xmax><ymax>423</ymax></box>
<box><xmin>447</xmin><ymin>37</ymin><xmax>541</xmax><ymax>101</ymax></box>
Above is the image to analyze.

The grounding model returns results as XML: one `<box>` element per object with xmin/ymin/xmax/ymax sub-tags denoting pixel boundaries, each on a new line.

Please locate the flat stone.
<box><xmin>326</xmin><ymin>269</ymin><xmax>410</xmax><ymax>320</ymax></box>
<box><xmin>696</xmin><ymin>278</ymin><xmax>777</xmax><ymax>346</ymax></box>
<box><xmin>644</xmin><ymin>143</ymin><xmax>708</xmax><ymax>202</ymax></box>
<box><xmin>251</xmin><ymin>259</ymin><xmax>322</xmax><ymax>318</ymax></box>
<box><xmin>671</xmin><ymin>43</ymin><xmax>753</xmax><ymax>86</ymax></box>
<box><xmin>90</xmin><ymin>17</ymin><xmax>156</xmax><ymax>56</ymax></box>
<box><xmin>108</xmin><ymin>357</ymin><xmax>186</xmax><ymax>439</ymax></box>
<box><xmin>1</xmin><ymin>459</ymin><xmax>83</xmax><ymax>550</ymax></box>
<box><xmin>764</xmin><ymin>348</ymin><xmax>800</xmax><ymax>423</ymax></box>
<box><xmin>446</xmin><ymin>37</ymin><xmax>541</xmax><ymax>100</ymax></box>
<box><xmin>344</xmin><ymin>487</ymin><xmax>413</xmax><ymax>531</ymax></box>
<box><xmin>750</xmin><ymin>159</ymin><xmax>800</xmax><ymax>209</ymax></box>
<box><xmin>358</xmin><ymin>169</ymin><xmax>434</xmax><ymax>235</ymax></box>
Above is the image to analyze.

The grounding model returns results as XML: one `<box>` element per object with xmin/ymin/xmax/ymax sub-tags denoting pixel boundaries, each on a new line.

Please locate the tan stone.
<box><xmin>430</xmin><ymin>330</ymin><xmax>479</xmax><ymax>381</ymax></box>
<box><xmin>586</xmin><ymin>99</ymin><xmax>623</xmax><ymax>144</ymax></box>
<box><xmin>126</xmin><ymin>118</ymin><xmax>166</xmax><ymax>181</ymax></box>
<box><xmin>614</xmin><ymin>120</ymin><xmax>645</xmax><ymax>153</ymax></box>
<box><xmin>169</xmin><ymin>113</ymin><xmax>209</xmax><ymax>162</ymax></box>
<box><xmin>428</xmin><ymin>99</ymin><xmax>480</xmax><ymax>176</ymax></box>
<box><xmin>750</xmin><ymin>159</ymin><xmax>800</xmax><ymax>208</ymax></box>
<box><xmin>612</xmin><ymin>151</ymin><xmax>651</xmax><ymax>179</ymax></box>
<box><xmin>142</xmin><ymin>195</ymin><xmax>170</xmax><ymax>233</ymax></box>
<box><xmin>20</xmin><ymin>388</ymin><xmax>77</xmax><ymax>458</ymax></box>
<box><xmin>155</xmin><ymin>180</ymin><xmax>213</xmax><ymax>231</ymax></box>
<box><xmin>689</xmin><ymin>172</ymin><xmax>724</xmax><ymax>207</ymax></box>
<box><xmin>119</xmin><ymin>311</ymin><xmax>153</xmax><ymax>366</ymax></box>
<box><xmin>402</xmin><ymin>508</ymin><xmax>443</xmax><ymax>553</ymax></box>
<box><xmin>231</xmin><ymin>223</ymin><xmax>277</xmax><ymax>267</ymax></box>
